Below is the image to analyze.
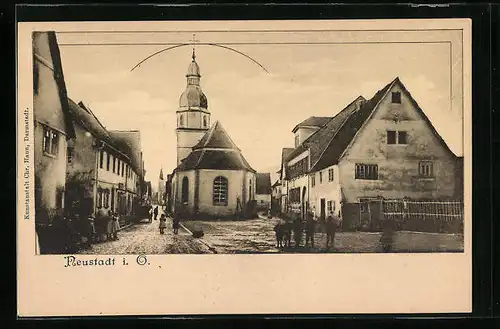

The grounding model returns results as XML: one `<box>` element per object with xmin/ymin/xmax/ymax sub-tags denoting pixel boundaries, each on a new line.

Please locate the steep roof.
<box><xmin>310</xmin><ymin>76</ymin><xmax>457</xmax><ymax>172</ymax></box>
<box><xmin>67</xmin><ymin>100</ymin><xmax>110</xmax><ymax>143</ymax></box>
<box><xmin>256</xmin><ymin>173</ymin><xmax>272</xmax><ymax>195</ymax></box>
<box><xmin>109</xmin><ymin>130</ymin><xmax>143</xmax><ymax>175</ymax></box>
<box><xmin>310</xmin><ymin>79</ymin><xmax>395</xmax><ymax>172</ymax></box>
<box><xmin>292</xmin><ymin>116</ymin><xmax>332</xmax><ymax>133</ymax></box>
<box><xmin>193</xmin><ymin>120</ymin><xmax>239</xmax><ymax>150</ymax></box>
<box><xmin>176</xmin><ymin>121</ymin><xmax>255</xmax><ymax>173</ymax></box>
<box><xmin>33</xmin><ymin>31</ymin><xmax>76</xmax><ymax>139</ymax></box>
<box><xmin>271</xmin><ymin>179</ymin><xmax>281</xmax><ymax>188</ymax></box>
<box><xmin>285</xmin><ymin>95</ymin><xmax>366</xmax><ymax>166</ymax></box>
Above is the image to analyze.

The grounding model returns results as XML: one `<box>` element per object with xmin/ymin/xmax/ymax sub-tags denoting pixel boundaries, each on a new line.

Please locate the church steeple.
<box><xmin>176</xmin><ymin>48</ymin><xmax>211</xmax><ymax>166</ymax></box>
<box><xmin>159</xmin><ymin>167</ymin><xmax>164</xmax><ymax>180</ymax></box>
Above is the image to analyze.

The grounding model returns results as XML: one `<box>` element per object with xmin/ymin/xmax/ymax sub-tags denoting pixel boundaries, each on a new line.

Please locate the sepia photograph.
<box><xmin>18</xmin><ymin>18</ymin><xmax>472</xmax><ymax>316</ymax></box>
<box><xmin>32</xmin><ymin>24</ymin><xmax>465</xmax><ymax>255</ymax></box>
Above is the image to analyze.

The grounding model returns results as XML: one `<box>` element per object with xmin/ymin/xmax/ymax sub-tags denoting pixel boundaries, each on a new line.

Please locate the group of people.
<box><xmin>148</xmin><ymin>205</ymin><xmax>180</xmax><ymax>235</ymax></box>
<box><xmin>50</xmin><ymin>209</ymin><xmax>121</xmax><ymax>253</ymax></box>
<box><xmin>273</xmin><ymin>210</ymin><xmax>342</xmax><ymax>250</ymax></box>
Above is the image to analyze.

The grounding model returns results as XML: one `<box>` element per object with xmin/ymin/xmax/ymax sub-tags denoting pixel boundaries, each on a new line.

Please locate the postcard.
<box><xmin>17</xmin><ymin>18</ymin><xmax>472</xmax><ymax>316</ymax></box>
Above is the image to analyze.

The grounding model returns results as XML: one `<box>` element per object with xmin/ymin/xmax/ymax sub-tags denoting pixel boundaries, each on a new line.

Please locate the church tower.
<box><xmin>176</xmin><ymin>49</ymin><xmax>211</xmax><ymax>165</ymax></box>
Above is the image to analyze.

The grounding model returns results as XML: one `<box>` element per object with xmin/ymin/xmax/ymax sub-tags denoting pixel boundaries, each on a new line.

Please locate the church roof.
<box><xmin>175</xmin><ymin>121</ymin><xmax>256</xmax><ymax>173</ymax></box>
<box><xmin>193</xmin><ymin>120</ymin><xmax>239</xmax><ymax>150</ymax></box>
<box><xmin>256</xmin><ymin>173</ymin><xmax>271</xmax><ymax>195</ymax></box>
<box><xmin>292</xmin><ymin>116</ymin><xmax>332</xmax><ymax>133</ymax></box>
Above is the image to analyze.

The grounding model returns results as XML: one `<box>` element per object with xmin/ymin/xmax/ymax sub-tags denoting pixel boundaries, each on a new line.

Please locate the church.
<box><xmin>167</xmin><ymin>50</ymin><xmax>257</xmax><ymax>219</ymax></box>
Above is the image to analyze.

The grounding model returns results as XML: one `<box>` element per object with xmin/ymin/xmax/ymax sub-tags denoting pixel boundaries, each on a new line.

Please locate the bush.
<box><xmin>192</xmin><ymin>227</ymin><xmax>204</xmax><ymax>238</ymax></box>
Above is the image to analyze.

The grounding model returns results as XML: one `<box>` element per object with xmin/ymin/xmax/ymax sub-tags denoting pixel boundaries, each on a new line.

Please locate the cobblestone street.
<box><xmin>77</xmin><ymin>216</ymin><xmax>212</xmax><ymax>255</ymax></box>
<box><xmin>182</xmin><ymin>216</ymin><xmax>464</xmax><ymax>254</ymax></box>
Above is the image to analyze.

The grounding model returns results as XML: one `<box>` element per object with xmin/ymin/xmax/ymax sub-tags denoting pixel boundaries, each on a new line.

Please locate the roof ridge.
<box><xmin>285</xmin><ymin>95</ymin><xmax>365</xmax><ymax>163</ymax></box>
<box><xmin>309</xmin><ymin>101</ymin><xmax>365</xmax><ymax>171</ymax></box>
<box><xmin>334</xmin><ymin>78</ymin><xmax>400</xmax><ymax>163</ymax></box>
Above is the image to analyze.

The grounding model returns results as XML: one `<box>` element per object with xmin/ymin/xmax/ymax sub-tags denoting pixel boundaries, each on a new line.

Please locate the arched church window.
<box><xmin>181</xmin><ymin>177</ymin><xmax>189</xmax><ymax>204</ymax></box>
<box><xmin>203</xmin><ymin>115</ymin><xmax>207</xmax><ymax>128</ymax></box>
<box><xmin>179</xmin><ymin>115</ymin><xmax>184</xmax><ymax>126</ymax></box>
<box><xmin>213</xmin><ymin>176</ymin><xmax>228</xmax><ymax>206</ymax></box>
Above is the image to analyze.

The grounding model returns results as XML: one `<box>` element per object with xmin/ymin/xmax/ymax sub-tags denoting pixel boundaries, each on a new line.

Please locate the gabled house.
<box><xmin>255</xmin><ymin>173</ymin><xmax>272</xmax><ymax>210</ymax></box>
<box><xmin>33</xmin><ymin>31</ymin><xmax>76</xmax><ymax>227</ymax></box>
<box><xmin>281</xmin><ymin>77</ymin><xmax>461</xmax><ymax>228</ymax></box>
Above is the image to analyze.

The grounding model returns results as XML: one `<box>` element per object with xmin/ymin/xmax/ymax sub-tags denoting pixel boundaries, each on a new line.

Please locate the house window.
<box><xmin>99</xmin><ymin>151</ymin><xmax>104</xmax><ymax>168</ymax></box>
<box><xmin>387</xmin><ymin>130</ymin><xmax>396</xmax><ymax>144</ymax></box>
<box><xmin>328</xmin><ymin>168</ymin><xmax>334</xmax><ymax>182</ymax></box>
<box><xmin>121</xmin><ymin>162</ymin><xmax>125</xmax><ymax>177</ymax></box>
<box><xmin>117</xmin><ymin>160</ymin><xmax>120</xmax><ymax>175</ymax></box>
<box><xmin>327</xmin><ymin>201</ymin><xmax>335</xmax><ymax>213</ymax></box>
<box><xmin>319</xmin><ymin>171</ymin><xmax>323</xmax><ymax>184</ymax></box>
<box><xmin>311</xmin><ymin>174</ymin><xmax>315</xmax><ymax>187</ymax></box>
<box><xmin>398</xmin><ymin>131</ymin><xmax>408</xmax><ymax>144</ymax></box>
<box><xmin>67</xmin><ymin>147</ymin><xmax>74</xmax><ymax>164</ymax></box>
<box><xmin>112</xmin><ymin>156</ymin><xmax>116</xmax><ymax>173</ymax></box>
<box><xmin>97</xmin><ymin>189</ymin><xmax>103</xmax><ymax>208</ymax></box>
<box><xmin>387</xmin><ymin>130</ymin><xmax>407</xmax><ymax>144</ymax></box>
<box><xmin>391</xmin><ymin>91</ymin><xmax>401</xmax><ymax>104</ymax></box>
<box><xmin>213</xmin><ymin>176</ymin><xmax>228</xmax><ymax>206</ymax></box>
<box><xmin>42</xmin><ymin>126</ymin><xmax>59</xmax><ymax>156</ymax></box>
<box><xmin>181</xmin><ymin>177</ymin><xmax>189</xmax><ymax>204</ymax></box>
<box><xmin>419</xmin><ymin>161</ymin><xmax>434</xmax><ymax>178</ymax></box>
<box><xmin>355</xmin><ymin>164</ymin><xmax>379</xmax><ymax>180</ymax></box>
<box><xmin>106</xmin><ymin>152</ymin><xmax>110</xmax><ymax>171</ymax></box>
<box><xmin>104</xmin><ymin>189</ymin><xmax>110</xmax><ymax>208</ymax></box>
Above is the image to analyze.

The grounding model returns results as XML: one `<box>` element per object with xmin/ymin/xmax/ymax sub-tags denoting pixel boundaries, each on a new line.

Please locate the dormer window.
<box><xmin>391</xmin><ymin>91</ymin><xmax>401</xmax><ymax>104</ymax></box>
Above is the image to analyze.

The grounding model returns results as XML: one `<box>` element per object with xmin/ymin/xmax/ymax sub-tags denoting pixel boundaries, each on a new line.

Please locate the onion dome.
<box><xmin>179</xmin><ymin>49</ymin><xmax>208</xmax><ymax>109</ymax></box>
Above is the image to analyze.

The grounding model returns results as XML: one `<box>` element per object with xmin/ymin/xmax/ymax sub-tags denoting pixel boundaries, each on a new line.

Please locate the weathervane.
<box><xmin>191</xmin><ymin>33</ymin><xmax>199</xmax><ymax>60</ymax></box>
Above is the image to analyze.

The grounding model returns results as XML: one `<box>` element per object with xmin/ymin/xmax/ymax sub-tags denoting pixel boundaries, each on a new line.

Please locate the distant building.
<box><xmin>168</xmin><ymin>51</ymin><xmax>257</xmax><ymax>219</ymax></box>
<box><xmin>271</xmin><ymin>179</ymin><xmax>282</xmax><ymax>213</ymax></box>
<box><xmin>33</xmin><ymin>31</ymin><xmax>76</xmax><ymax>226</ymax></box>
<box><xmin>255</xmin><ymin>173</ymin><xmax>271</xmax><ymax>210</ymax></box>
<box><xmin>280</xmin><ymin>77</ymin><xmax>461</xmax><ymax>228</ymax></box>
<box><xmin>157</xmin><ymin>168</ymin><xmax>166</xmax><ymax>205</ymax></box>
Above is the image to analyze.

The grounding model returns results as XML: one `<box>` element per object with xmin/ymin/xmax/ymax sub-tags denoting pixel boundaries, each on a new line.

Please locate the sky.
<box><xmin>56</xmin><ymin>28</ymin><xmax>464</xmax><ymax>187</ymax></box>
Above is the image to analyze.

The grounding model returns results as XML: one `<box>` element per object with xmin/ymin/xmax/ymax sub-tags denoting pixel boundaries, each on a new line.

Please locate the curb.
<box><xmin>179</xmin><ymin>223</ymin><xmax>218</xmax><ymax>254</ymax></box>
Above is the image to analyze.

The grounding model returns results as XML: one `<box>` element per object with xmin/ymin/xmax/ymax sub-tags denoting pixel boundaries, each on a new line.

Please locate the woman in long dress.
<box><xmin>112</xmin><ymin>211</ymin><xmax>120</xmax><ymax>240</ymax></box>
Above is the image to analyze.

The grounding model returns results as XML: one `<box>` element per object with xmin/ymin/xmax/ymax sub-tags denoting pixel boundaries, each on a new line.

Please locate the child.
<box><xmin>159</xmin><ymin>214</ymin><xmax>167</xmax><ymax>235</ymax></box>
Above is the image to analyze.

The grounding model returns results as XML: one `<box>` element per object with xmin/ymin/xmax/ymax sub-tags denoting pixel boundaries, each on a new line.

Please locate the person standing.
<box><xmin>326</xmin><ymin>211</ymin><xmax>341</xmax><ymax>249</ymax></box>
<box><xmin>172</xmin><ymin>215</ymin><xmax>180</xmax><ymax>235</ymax></box>
<box><xmin>159</xmin><ymin>214</ymin><xmax>167</xmax><ymax>235</ymax></box>
<box><xmin>154</xmin><ymin>206</ymin><xmax>159</xmax><ymax>221</ymax></box>
<box><xmin>112</xmin><ymin>211</ymin><xmax>120</xmax><ymax>240</ymax></box>
<box><xmin>305</xmin><ymin>211</ymin><xmax>317</xmax><ymax>248</ymax></box>
<box><xmin>293</xmin><ymin>214</ymin><xmax>303</xmax><ymax>248</ymax></box>
<box><xmin>380</xmin><ymin>215</ymin><xmax>395</xmax><ymax>253</ymax></box>
<box><xmin>106</xmin><ymin>210</ymin><xmax>114</xmax><ymax>241</ymax></box>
